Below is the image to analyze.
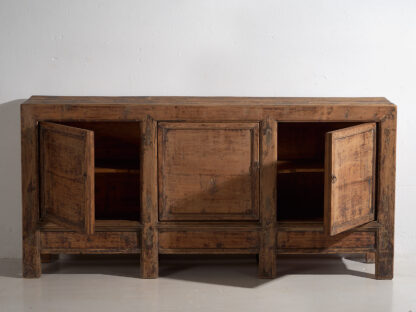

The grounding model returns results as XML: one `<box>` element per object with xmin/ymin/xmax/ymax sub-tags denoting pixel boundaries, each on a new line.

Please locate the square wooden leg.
<box><xmin>258</xmin><ymin>228</ymin><xmax>277</xmax><ymax>279</ymax></box>
<box><xmin>375</xmin><ymin>229</ymin><xmax>394</xmax><ymax>280</ymax></box>
<box><xmin>23</xmin><ymin>231</ymin><xmax>41</xmax><ymax>278</ymax></box>
<box><xmin>140</xmin><ymin>226</ymin><xmax>158</xmax><ymax>279</ymax></box>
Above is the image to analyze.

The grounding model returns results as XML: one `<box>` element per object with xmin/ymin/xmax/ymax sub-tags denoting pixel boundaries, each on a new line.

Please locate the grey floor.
<box><xmin>0</xmin><ymin>255</ymin><xmax>415</xmax><ymax>312</ymax></box>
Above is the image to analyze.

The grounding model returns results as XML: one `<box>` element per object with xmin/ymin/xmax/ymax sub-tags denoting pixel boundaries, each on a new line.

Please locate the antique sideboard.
<box><xmin>21</xmin><ymin>96</ymin><xmax>396</xmax><ymax>279</ymax></box>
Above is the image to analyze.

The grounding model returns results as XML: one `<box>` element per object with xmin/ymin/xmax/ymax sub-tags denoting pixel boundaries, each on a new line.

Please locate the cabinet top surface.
<box><xmin>23</xmin><ymin>96</ymin><xmax>394</xmax><ymax>107</ymax></box>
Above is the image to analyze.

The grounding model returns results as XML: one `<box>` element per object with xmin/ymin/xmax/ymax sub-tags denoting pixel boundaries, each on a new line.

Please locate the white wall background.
<box><xmin>0</xmin><ymin>0</ymin><xmax>415</xmax><ymax>258</ymax></box>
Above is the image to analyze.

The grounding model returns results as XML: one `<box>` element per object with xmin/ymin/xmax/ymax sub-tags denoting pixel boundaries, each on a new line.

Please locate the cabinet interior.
<box><xmin>62</xmin><ymin>122</ymin><xmax>141</xmax><ymax>221</ymax></box>
<box><xmin>277</xmin><ymin>122</ymin><xmax>361</xmax><ymax>222</ymax></box>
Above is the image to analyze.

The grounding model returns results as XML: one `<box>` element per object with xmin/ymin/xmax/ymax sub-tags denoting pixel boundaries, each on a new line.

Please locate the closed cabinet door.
<box><xmin>158</xmin><ymin>122</ymin><xmax>260</xmax><ymax>221</ymax></box>
<box><xmin>39</xmin><ymin>122</ymin><xmax>95</xmax><ymax>234</ymax></box>
<box><xmin>324</xmin><ymin>123</ymin><xmax>377</xmax><ymax>235</ymax></box>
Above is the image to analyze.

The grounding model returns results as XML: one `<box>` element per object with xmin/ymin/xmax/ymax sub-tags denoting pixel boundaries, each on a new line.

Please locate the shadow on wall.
<box><xmin>0</xmin><ymin>99</ymin><xmax>26</xmax><ymax>259</ymax></box>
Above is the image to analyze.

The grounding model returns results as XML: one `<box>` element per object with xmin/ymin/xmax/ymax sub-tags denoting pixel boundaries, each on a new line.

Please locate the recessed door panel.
<box><xmin>324</xmin><ymin>123</ymin><xmax>376</xmax><ymax>235</ymax></box>
<box><xmin>39</xmin><ymin>122</ymin><xmax>95</xmax><ymax>234</ymax></box>
<box><xmin>158</xmin><ymin>122</ymin><xmax>259</xmax><ymax>221</ymax></box>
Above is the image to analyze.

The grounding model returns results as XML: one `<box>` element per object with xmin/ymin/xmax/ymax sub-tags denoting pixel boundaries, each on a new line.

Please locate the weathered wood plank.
<box><xmin>376</xmin><ymin>108</ymin><xmax>397</xmax><ymax>279</ymax></box>
<box><xmin>41</xmin><ymin>220</ymin><xmax>142</xmax><ymax>232</ymax></box>
<box><xmin>277</xmin><ymin>231</ymin><xmax>376</xmax><ymax>249</ymax></box>
<box><xmin>258</xmin><ymin>118</ymin><xmax>278</xmax><ymax>278</ymax></box>
<box><xmin>21</xmin><ymin>105</ymin><xmax>41</xmax><ymax>278</ymax></box>
<box><xmin>324</xmin><ymin>123</ymin><xmax>376</xmax><ymax>235</ymax></box>
<box><xmin>39</xmin><ymin>122</ymin><xmax>95</xmax><ymax>234</ymax></box>
<box><xmin>159</xmin><ymin>230</ymin><xmax>259</xmax><ymax>250</ymax></box>
<box><xmin>41</xmin><ymin>231</ymin><xmax>140</xmax><ymax>251</ymax></box>
<box><xmin>158</xmin><ymin>122</ymin><xmax>259</xmax><ymax>221</ymax></box>
<box><xmin>22</xmin><ymin>96</ymin><xmax>395</xmax><ymax>123</ymax></box>
<box><xmin>140</xmin><ymin>116</ymin><xmax>158</xmax><ymax>278</ymax></box>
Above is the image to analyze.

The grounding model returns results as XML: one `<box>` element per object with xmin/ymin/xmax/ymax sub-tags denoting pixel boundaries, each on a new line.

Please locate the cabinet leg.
<box><xmin>364</xmin><ymin>252</ymin><xmax>375</xmax><ymax>263</ymax></box>
<box><xmin>258</xmin><ymin>250</ymin><xmax>276</xmax><ymax>278</ymax></box>
<box><xmin>140</xmin><ymin>225</ymin><xmax>158</xmax><ymax>279</ymax></box>
<box><xmin>41</xmin><ymin>254</ymin><xmax>59</xmax><ymax>263</ymax></box>
<box><xmin>23</xmin><ymin>231</ymin><xmax>41</xmax><ymax>278</ymax></box>
<box><xmin>375</xmin><ymin>229</ymin><xmax>394</xmax><ymax>280</ymax></box>
<box><xmin>375</xmin><ymin>229</ymin><xmax>393</xmax><ymax>280</ymax></box>
<box><xmin>258</xmin><ymin>229</ymin><xmax>277</xmax><ymax>279</ymax></box>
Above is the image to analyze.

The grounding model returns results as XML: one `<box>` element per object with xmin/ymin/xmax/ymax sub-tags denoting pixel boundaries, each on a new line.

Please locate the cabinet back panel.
<box><xmin>62</xmin><ymin>122</ymin><xmax>141</xmax><ymax>169</ymax></box>
<box><xmin>278</xmin><ymin>122</ymin><xmax>360</xmax><ymax>161</ymax></box>
<box><xmin>95</xmin><ymin>173</ymin><xmax>140</xmax><ymax>221</ymax></box>
<box><xmin>277</xmin><ymin>172</ymin><xmax>324</xmax><ymax>221</ymax></box>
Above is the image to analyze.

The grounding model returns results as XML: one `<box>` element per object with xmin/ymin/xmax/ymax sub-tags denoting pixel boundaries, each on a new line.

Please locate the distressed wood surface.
<box><xmin>23</xmin><ymin>97</ymin><xmax>394</xmax><ymax>123</ymax></box>
<box><xmin>158</xmin><ymin>122</ymin><xmax>259</xmax><ymax>221</ymax></box>
<box><xmin>41</xmin><ymin>231</ymin><xmax>140</xmax><ymax>252</ymax></box>
<box><xmin>277</xmin><ymin>231</ymin><xmax>376</xmax><ymax>250</ymax></box>
<box><xmin>41</xmin><ymin>220</ymin><xmax>142</xmax><ymax>232</ymax></box>
<box><xmin>140</xmin><ymin>116</ymin><xmax>158</xmax><ymax>278</ymax></box>
<box><xmin>376</xmin><ymin>109</ymin><xmax>397</xmax><ymax>279</ymax></box>
<box><xmin>159</xmin><ymin>230</ymin><xmax>259</xmax><ymax>250</ymax></box>
<box><xmin>25</xmin><ymin>96</ymin><xmax>394</xmax><ymax>106</ymax></box>
<box><xmin>324</xmin><ymin>123</ymin><xmax>376</xmax><ymax>235</ymax></box>
<box><xmin>258</xmin><ymin>118</ymin><xmax>278</xmax><ymax>278</ymax></box>
<box><xmin>21</xmin><ymin>106</ymin><xmax>41</xmax><ymax>277</ymax></box>
<box><xmin>39</xmin><ymin>122</ymin><xmax>95</xmax><ymax>234</ymax></box>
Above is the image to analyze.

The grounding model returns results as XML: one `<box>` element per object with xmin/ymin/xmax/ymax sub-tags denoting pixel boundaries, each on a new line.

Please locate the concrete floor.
<box><xmin>0</xmin><ymin>255</ymin><xmax>414</xmax><ymax>312</ymax></box>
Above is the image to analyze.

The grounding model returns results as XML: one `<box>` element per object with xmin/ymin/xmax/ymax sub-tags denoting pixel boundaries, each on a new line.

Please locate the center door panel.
<box><xmin>158</xmin><ymin>122</ymin><xmax>260</xmax><ymax>221</ymax></box>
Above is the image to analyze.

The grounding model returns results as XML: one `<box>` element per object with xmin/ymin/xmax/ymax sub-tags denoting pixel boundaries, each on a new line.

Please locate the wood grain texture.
<box><xmin>22</xmin><ymin>97</ymin><xmax>394</xmax><ymax>124</ymax></box>
<box><xmin>140</xmin><ymin>116</ymin><xmax>158</xmax><ymax>278</ymax></box>
<box><xmin>324</xmin><ymin>123</ymin><xmax>376</xmax><ymax>235</ymax></box>
<box><xmin>258</xmin><ymin>118</ymin><xmax>278</xmax><ymax>278</ymax></box>
<box><xmin>41</xmin><ymin>220</ymin><xmax>142</xmax><ymax>232</ymax></box>
<box><xmin>41</xmin><ymin>231</ymin><xmax>140</xmax><ymax>253</ymax></box>
<box><xmin>158</xmin><ymin>122</ymin><xmax>259</xmax><ymax>221</ymax></box>
<box><xmin>159</xmin><ymin>230</ymin><xmax>259</xmax><ymax>250</ymax></box>
<box><xmin>277</xmin><ymin>231</ymin><xmax>376</xmax><ymax>250</ymax></box>
<box><xmin>21</xmin><ymin>105</ymin><xmax>41</xmax><ymax>277</ymax></box>
<box><xmin>376</xmin><ymin>109</ymin><xmax>397</xmax><ymax>279</ymax></box>
<box><xmin>39</xmin><ymin>122</ymin><xmax>95</xmax><ymax>234</ymax></box>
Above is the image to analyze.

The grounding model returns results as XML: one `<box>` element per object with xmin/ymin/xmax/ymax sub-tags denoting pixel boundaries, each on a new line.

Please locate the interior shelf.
<box><xmin>277</xmin><ymin>160</ymin><xmax>324</xmax><ymax>173</ymax></box>
<box><xmin>95</xmin><ymin>167</ymin><xmax>140</xmax><ymax>174</ymax></box>
<box><xmin>95</xmin><ymin>159</ymin><xmax>140</xmax><ymax>174</ymax></box>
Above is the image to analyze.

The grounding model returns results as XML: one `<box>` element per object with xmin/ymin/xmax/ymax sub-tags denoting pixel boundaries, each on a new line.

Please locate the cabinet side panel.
<box><xmin>21</xmin><ymin>106</ymin><xmax>41</xmax><ymax>277</ymax></box>
<box><xmin>376</xmin><ymin>109</ymin><xmax>397</xmax><ymax>279</ymax></box>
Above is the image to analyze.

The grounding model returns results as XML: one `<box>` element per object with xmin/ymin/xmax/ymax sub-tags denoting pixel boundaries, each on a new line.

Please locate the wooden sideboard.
<box><xmin>21</xmin><ymin>96</ymin><xmax>396</xmax><ymax>279</ymax></box>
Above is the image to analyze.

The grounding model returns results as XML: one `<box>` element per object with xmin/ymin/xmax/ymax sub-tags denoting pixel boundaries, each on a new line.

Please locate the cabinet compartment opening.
<box><xmin>276</xmin><ymin>122</ymin><xmax>361</xmax><ymax>222</ymax></box>
<box><xmin>62</xmin><ymin>122</ymin><xmax>141</xmax><ymax>221</ymax></box>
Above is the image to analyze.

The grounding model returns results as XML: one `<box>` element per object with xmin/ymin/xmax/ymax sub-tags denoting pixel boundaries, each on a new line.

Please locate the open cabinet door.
<box><xmin>39</xmin><ymin>122</ymin><xmax>95</xmax><ymax>234</ymax></box>
<box><xmin>324</xmin><ymin>123</ymin><xmax>376</xmax><ymax>236</ymax></box>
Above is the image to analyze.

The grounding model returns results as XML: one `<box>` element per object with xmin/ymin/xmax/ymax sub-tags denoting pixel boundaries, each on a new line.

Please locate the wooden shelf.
<box><xmin>95</xmin><ymin>159</ymin><xmax>140</xmax><ymax>174</ymax></box>
<box><xmin>277</xmin><ymin>160</ymin><xmax>324</xmax><ymax>173</ymax></box>
<box><xmin>40</xmin><ymin>220</ymin><xmax>142</xmax><ymax>232</ymax></box>
<box><xmin>95</xmin><ymin>167</ymin><xmax>140</xmax><ymax>174</ymax></box>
